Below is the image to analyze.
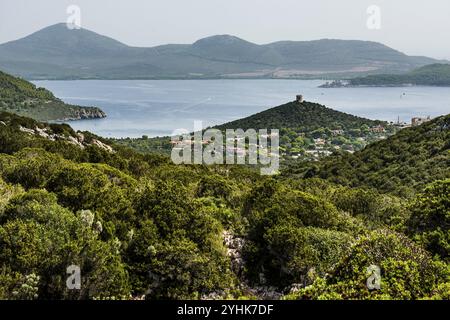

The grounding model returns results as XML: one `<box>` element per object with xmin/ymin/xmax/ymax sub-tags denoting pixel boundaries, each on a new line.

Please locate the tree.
<box><xmin>407</xmin><ymin>179</ymin><xmax>450</xmax><ymax>261</ymax></box>
<box><xmin>0</xmin><ymin>189</ymin><xmax>130</xmax><ymax>299</ymax></box>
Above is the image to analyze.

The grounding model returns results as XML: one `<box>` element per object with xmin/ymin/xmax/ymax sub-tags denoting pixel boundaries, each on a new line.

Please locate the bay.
<box><xmin>33</xmin><ymin>79</ymin><xmax>450</xmax><ymax>138</ymax></box>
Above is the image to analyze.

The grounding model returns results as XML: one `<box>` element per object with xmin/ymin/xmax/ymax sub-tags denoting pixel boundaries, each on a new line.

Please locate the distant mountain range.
<box><xmin>0</xmin><ymin>23</ymin><xmax>445</xmax><ymax>80</ymax></box>
<box><xmin>284</xmin><ymin>113</ymin><xmax>450</xmax><ymax>195</ymax></box>
<box><xmin>214</xmin><ymin>100</ymin><xmax>383</xmax><ymax>131</ymax></box>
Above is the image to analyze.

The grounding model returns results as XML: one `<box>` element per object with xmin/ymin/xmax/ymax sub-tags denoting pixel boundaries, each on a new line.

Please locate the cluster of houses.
<box><xmin>287</xmin><ymin>123</ymin><xmax>391</xmax><ymax>160</ymax></box>
<box><xmin>392</xmin><ymin>116</ymin><xmax>432</xmax><ymax>128</ymax></box>
<box><xmin>288</xmin><ymin>113</ymin><xmax>434</xmax><ymax>161</ymax></box>
<box><xmin>171</xmin><ymin>133</ymin><xmax>280</xmax><ymax>158</ymax></box>
<box><xmin>369</xmin><ymin>125</ymin><xmax>386</xmax><ymax>133</ymax></box>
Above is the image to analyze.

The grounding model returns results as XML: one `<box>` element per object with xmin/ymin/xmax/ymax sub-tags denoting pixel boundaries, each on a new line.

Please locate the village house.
<box><xmin>226</xmin><ymin>146</ymin><xmax>246</xmax><ymax>156</ymax></box>
<box><xmin>411</xmin><ymin>116</ymin><xmax>431</xmax><ymax>126</ymax></box>
<box><xmin>342</xmin><ymin>144</ymin><xmax>355</xmax><ymax>153</ymax></box>
<box><xmin>331</xmin><ymin>129</ymin><xmax>344</xmax><ymax>136</ymax></box>
<box><xmin>369</xmin><ymin>125</ymin><xmax>385</xmax><ymax>133</ymax></box>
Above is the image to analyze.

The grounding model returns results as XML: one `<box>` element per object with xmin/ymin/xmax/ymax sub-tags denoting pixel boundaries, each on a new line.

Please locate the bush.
<box><xmin>264</xmin><ymin>225</ymin><xmax>354</xmax><ymax>287</ymax></box>
<box><xmin>291</xmin><ymin>230</ymin><xmax>448</xmax><ymax>300</ymax></box>
<box><xmin>407</xmin><ymin>179</ymin><xmax>450</xmax><ymax>261</ymax></box>
<box><xmin>0</xmin><ymin>189</ymin><xmax>130</xmax><ymax>299</ymax></box>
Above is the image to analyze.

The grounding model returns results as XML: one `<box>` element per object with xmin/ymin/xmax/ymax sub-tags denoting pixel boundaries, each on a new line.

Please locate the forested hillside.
<box><xmin>0</xmin><ymin>111</ymin><xmax>448</xmax><ymax>300</ymax></box>
<box><xmin>283</xmin><ymin>114</ymin><xmax>450</xmax><ymax>196</ymax></box>
<box><xmin>215</xmin><ymin>101</ymin><xmax>384</xmax><ymax>131</ymax></box>
<box><xmin>0</xmin><ymin>70</ymin><xmax>106</xmax><ymax>121</ymax></box>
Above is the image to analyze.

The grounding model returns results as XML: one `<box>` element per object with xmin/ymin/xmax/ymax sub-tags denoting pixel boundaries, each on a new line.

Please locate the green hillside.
<box><xmin>0</xmin><ymin>24</ymin><xmax>442</xmax><ymax>79</ymax></box>
<box><xmin>349</xmin><ymin>64</ymin><xmax>450</xmax><ymax>86</ymax></box>
<box><xmin>0</xmin><ymin>70</ymin><xmax>55</xmax><ymax>100</ymax></box>
<box><xmin>114</xmin><ymin>100</ymin><xmax>395</xmax><ymax>159</ymax></box>
<box><xmin>0</xmin><ymin>110</ymin><xmax>448</xmax><ymax>300</ymax></box>
<box><xmin>215</xmin><ymin>100</ymin><xmax>384</xmax><ymax>131</ymax></box>
<box><xmin>283</xmin><ymin>114</ymin><xmax>450</xmax><ymax>196</ymax></box>
<box><xmin>0</xmin><ymin>70</ymin><xmax>106</xmax><ymax>121</ymax></box>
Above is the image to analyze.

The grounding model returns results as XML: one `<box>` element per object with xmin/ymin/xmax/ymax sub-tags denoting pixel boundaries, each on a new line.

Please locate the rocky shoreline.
<box><xmin>61</xmin><ymin>107</ymin><xmax>107</xmax><ymax>121</ymax></box>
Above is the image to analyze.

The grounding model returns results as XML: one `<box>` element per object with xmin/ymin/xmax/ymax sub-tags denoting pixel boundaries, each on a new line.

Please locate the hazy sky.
<box><xmin>1</xmin><ymin>0</ymin><xmax>449</xmax><ymax>59</ymax></box>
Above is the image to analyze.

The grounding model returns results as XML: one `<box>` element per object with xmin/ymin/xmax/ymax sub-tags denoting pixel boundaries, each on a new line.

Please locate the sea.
<box><xmin>33</xmin><ymin>79</ymin><xmax>450</xmax><ymax>138</ymax></box>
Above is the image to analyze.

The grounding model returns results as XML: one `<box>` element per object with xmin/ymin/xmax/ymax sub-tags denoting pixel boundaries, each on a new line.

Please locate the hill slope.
<box><xmin>0</xmin><ymin>70</ymin><xmax>106</xmax><ymax>121</ymax></box>
<box><xmin>215</xmin><ymin>100</ymin><xmax>384</xmax><ymax>131</ymax></box>
<box><xmin>0</xmin><ymin>23</ymin><xmax>442</xmax><ymax>79</ymax></box>
<box><xmin>283</xmin><ymin>114</ymin><xmax>450</xmax><ymax>195</ymax></box>
<box><xmin>0</xmin><ymin>110</ymin><xmax>448</xmax><ymax>300</ymax></box>
<box><xmin>348</xmin><ymin>64</ymin><xmax>450</xmax><ymax>86</ymax></box>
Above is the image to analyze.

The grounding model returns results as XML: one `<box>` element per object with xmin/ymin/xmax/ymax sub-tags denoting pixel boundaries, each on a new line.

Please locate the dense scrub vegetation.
<box><xmin>0</xmin><ymin>23</ymin><xmax>436</xmax><ymax>80</ymax></box>
<box><xmin>0</xmin><ymin>110</ymin><xmax>448</xmax><ymax>300</ymax></box>
<box><xmin>111</xmin><ymin>135</ymin><xmax>173</xmax><ymax>156</ymax></box>
<box><xmin>0</xmin><ymin>70</ymin><xmax>105</xmax><ymax>121</ymax></box>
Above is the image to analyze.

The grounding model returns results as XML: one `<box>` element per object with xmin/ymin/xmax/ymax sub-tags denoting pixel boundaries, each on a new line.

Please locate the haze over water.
<box><xmin>33</xmin><ymin>80</ymin><xmax>450</xmax><ymax>138</ymax></box>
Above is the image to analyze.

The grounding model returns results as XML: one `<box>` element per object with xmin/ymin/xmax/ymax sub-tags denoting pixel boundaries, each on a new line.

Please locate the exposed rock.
<box><xmin>223</xmin><ymin>230</ymin><xmax>245</xmax><ymax>277</ymax></box>
<box><xmin>221</xmin><ymin>230</ymin><xmax>284</xmax><ymax>300</ymax></box>
<box><xmin>61</xmin><ymin>107</ymin><xmax>107</xmax><ymax>121</ymax></box>
<box><xmin>201</xmin><ymin>290</ymin><xmax>229</xmax><ymax>300</ymax></box>
<box><xmin>92</xmin><ymin>139</ymin><xmax>114</xmax><ymax>153</ymax></box>
<box><xmin>19</xmin><ymin>126</ymin><xmax>35</xmax><ymax>135</ymax></box>
<box><xmin>34</xmin><ymin>126</ymin><xmax>55</xmax><ymax>140</ymax></box>
<box><xmin>288</xmin><ymin>283</ymin><xmax>304</xmax><ymax>294</ymax></box>
<box><xmin>67</xmin><ymin>135</ymin><xmax>85</xmax><ymax>149</ymax></box>
<box><xmin>246</xmin><ymin>286</ymin><xmax>283</xmax><ymax>300</ymax></box>
<box><xmin>77</xmin><ymin>132</ymin><xmax>85</xmax><ymax>143</ymax></box>
<box><xmin>16</xmin><ymin>124</ymin><xmax>114</xmax><ymax>153</ymax></box>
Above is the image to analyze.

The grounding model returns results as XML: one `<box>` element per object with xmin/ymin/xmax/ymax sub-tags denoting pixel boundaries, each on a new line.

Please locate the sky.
<box><xmin>1</xmin><ymin>0</ymin><xmax>449</xmax><ymax>60</ymax></box>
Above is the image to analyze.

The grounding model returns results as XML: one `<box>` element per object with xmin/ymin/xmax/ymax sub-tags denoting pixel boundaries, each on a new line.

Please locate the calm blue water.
<box><xmin>33</xmin><ymin>80</ymin><xmax>450</xmax><ymax>138</ymax></box>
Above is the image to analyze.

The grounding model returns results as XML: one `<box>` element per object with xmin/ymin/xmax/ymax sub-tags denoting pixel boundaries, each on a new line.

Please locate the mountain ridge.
<box><xmin>214</xmin><ymin>100</ymin><xmax>384</xmax><ymax>132</ymax></box>
<box><xmin>0</xmin><ymin>23</ymin><xmax>444</xmax><ymax>80</ymax></box>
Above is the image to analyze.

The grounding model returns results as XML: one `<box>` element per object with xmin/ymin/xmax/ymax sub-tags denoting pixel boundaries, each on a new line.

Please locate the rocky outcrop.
<box><xmin>223</xmin><ymin>231</ymin><xmax>245</xmax><ymax>277</ymax></box>
<box><xmin>19</xmin><ymin>126</ymin><xmax>36</xmax><ymax>135</ymax></box>
<box><xmin>91</xmin><ymin>138</ymin><xmax>114</xmax><ymax>153</ymax></box>
<box><xmin>61</xmin><ymin>107</ymin><xmax>107</xmax><ymax>121</ymax></box>
<box><xmin>219</xmin><ymin>231</ymin><xmax>284</xmax><ymax>300</ymax></box>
